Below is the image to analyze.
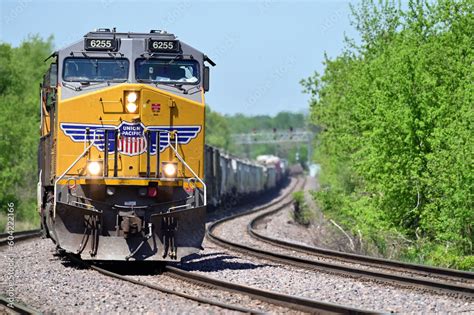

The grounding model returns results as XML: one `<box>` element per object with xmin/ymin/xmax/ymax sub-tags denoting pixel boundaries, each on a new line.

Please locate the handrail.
<box><xmin>167</xmin><ymin>132</ymin><xmax>207</xmax><ymax>206</ymax></box>
<box><xmin>53</xmin><ymin>129</ymin><xmax>101</xmax><ymax>217</ymax></box>
<box><xmin>53</xmin><ymin>126</ymin><xmax>207</xmax><ymax>218</ymax></box>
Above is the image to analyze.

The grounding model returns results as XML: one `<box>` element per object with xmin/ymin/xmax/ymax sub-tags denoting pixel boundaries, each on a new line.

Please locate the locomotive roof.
<box><xmin>84</xmin><ymin>29</ymin><xmax>177</xmax><ymax>40</ymax></box>
<box><xmin>56</xmin><ymin>28</ymin><xmax>202</xmax><ymax>55</ymax></box>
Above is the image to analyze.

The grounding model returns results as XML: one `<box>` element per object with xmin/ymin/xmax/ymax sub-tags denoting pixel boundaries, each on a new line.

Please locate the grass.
<box><xmin>292</xmin><ymin>191</ymin><xmax>314</xmax><ymax>226</ymax></box>
<box><xmin>0</xmin><ymin>211</ymin><xmax>40</xmax><ymax>233</ymax></box>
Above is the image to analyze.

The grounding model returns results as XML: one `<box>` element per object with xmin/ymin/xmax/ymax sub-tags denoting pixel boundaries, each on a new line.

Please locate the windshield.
<box><xmin>135</xmin><ymin>59</ymin><xmax>199</xmax><ymax>84</ymax></box>
<box><xmin>63</xmin><ymin>58</ymin><xmax>129</xmax><ymax>82</ymax></box>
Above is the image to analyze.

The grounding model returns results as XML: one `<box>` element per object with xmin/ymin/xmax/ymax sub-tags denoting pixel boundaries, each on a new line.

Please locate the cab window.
<box><xmin>63</xmin><ymin>58</ymin><xmax>129</xmax><ymax>82</ymax></box>
<box><xmin>135</xmin><ymin>59</ymin><xmax>199</xmax><ymax>84</ymax></box>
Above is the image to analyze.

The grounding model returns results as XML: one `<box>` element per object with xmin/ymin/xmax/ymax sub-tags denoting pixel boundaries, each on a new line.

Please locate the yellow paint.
<box><xmin>57</xmin><ymin>177</ymin><xmax>204</xmax><ymax>188</ymax></box>
<box><xmin>53</xmin><ymin>84</ymin><xmax>205</xmax><ymax>187</ymax></box>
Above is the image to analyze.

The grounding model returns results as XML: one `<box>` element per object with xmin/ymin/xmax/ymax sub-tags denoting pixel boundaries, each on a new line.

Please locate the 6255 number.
<box><xmin>85</xmin><ymin>38</ymin><xmax>118</xmax><ymax>51</ymax></box>
<box><xmin>148</xmin><ymin>39</ymin><xmax>180</xmax><ymax>53</ymax></box>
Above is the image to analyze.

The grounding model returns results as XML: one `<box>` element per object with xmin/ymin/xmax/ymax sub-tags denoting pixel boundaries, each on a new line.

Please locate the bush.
<box><xmin>302</xmin><ymin>0</ymin><xmax>473</xmax><ymax>270</ymax></box>
<box><xmin>292</xmin><ymin>191</ymin><xmax>313</xmax><ymax>226</ymax></box>
<box><xmin>0</xmin><ymin>36</ymin><xmax>52</xmax><ymax>231</ymax></box>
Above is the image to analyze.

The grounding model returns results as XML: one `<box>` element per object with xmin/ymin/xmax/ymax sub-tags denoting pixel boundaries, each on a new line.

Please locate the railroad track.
<box><xmin>2</xmin><ymin>228</ymin><xmax>260</xmax><ymax>314</ymax></box>
<box><xmin>67</xmin><ymin>178</ymin><xmax>370</xmax><ymax>314</ymax></box>
<box><xmin>0</xmin><ymin>294</ymin><xmax>40</xmax><ymax>315</ymax></box>
<box><xmin>67</xmin><ymin>253</ymin><xmax>372</xmax><ymax>314</ymax></box>
<box><xmin>0</xmin><ymin>229</ymin><xmax>41</xmax><ymax>247</ymax></box>
<box><xmin>249</xmin><ymin>207</ymin><xmax>474</xmax><ymax>294</ymax></box>
<box><xmin>207</xmin><ymin>178</ymin><xmax>474</xmax><ymax>297</ymax></box>
<box><xmin>1</xmin><ymin>229</ymin><xmax>42</xmax><ymax>315</ymax></box>
<box><xmin>163</xmin><ymin>265</ymin><xmax>372</xmax><ymax>314</ymax></box>
<box><xmin>65</xmin><ymin>254</ymin><xmax>260</xmax><ymax>314</ymax></box>
<box><xmin>1</xmin><ymin>180</ymin><xmax>373</xmax><ymax>314</ymax></box>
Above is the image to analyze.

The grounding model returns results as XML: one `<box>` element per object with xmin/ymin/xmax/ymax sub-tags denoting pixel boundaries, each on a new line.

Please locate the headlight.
<box><xmin>87</xmin><ymin>161</ymin><xmax>102</xmax><ymax>176</ymax></box>
<box><xmin>125</xmin><ymin>91</ymin><xmax>139</xmax><ymax>113</ymax></box>
<box><xmin>126</xmin><ymin>102</ymin><xmax>138</xmax><ymax>113</ymax></box>
<box><xmin>162</xmin><ymin>162</ymin><xmax>178</xmax><ymax>178</ymax></box>
<box><xmin>126</xmin><ymin>92</ymin><xmax>138</xmax><ymax>103</ymax></box>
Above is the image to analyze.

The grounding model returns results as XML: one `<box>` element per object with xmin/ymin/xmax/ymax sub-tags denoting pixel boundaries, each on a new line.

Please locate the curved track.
<box><xmin>164</xmin><ymin>265</ymin><xmax>370</xmax><ymax>314</ymax></box>
<box><xmin>1</xmin><ymin>229</ymin><xmax>42</xmax><ymax>314</ymax></box>
<box><xmin>249</xmin><ymin>207</ymin><xmax>474</xmax><ymax>293</ymax></box>
<box><xmin>207</xmin><ymin>177</ymin><xmax>474</xmax><ymax>297</ymax></box>
<box><xmin>1</xmin><ymin>230</ymin><xmax>258</xmax><ymax>314</ymax></box>
<box><xmin>0</xmin><ymin>294</ymin><xmax>40</xmax><ymax>315</ymax></box>
<box><xmin>71</xmin><ymin>178</ymin><xmax>370</xmax><ymax>314</ymax></box>
<box><xmin>66</xmin><ymin>254</ymin><xmax>260</xmax><ymax>314</ymax></box>
<box><xmin>0</xmin><ymin>229</ymin><xmax>41</xmax><ymax>247</ymax></box>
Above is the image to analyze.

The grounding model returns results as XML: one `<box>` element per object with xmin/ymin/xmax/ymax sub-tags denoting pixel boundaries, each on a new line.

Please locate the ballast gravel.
<box><xmin>252</xmin><ymin>177</ymin><xmax>474</xmax><ymax>287</ymax></box>
<box><xmin>132</xmin><ymin>273</ymin><xmax>304</xmax><ymax>314</ymax></box>
<box><xmin>187</xmin><ymin>177</ymin><xmax>474</xmax><ymax>313</ymax></box>
<box><xmin>180</xmin><ymin>241</ymin><xmax>474</xmax><ymax>314</ymax></box>
<box><xmin>0</xmin><ymin>179</ymin><xmax>299</xmax><ymax>315</ymax></box>
<box><xmin>2</xmin><ymin>177</ymin><xmax>473</xmax><ymax>314</ymax></box>
<box><xmin>0</xmin><ymin>239</ymin><xmax>243</xmax><ymax>314</ymax></box>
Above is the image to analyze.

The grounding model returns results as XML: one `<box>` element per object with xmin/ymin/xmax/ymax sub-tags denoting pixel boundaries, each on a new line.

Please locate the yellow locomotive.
<box><xmin>38</xmin><ymin>29</ymin><xmax>215</xmax><ymax>261</ymax></box>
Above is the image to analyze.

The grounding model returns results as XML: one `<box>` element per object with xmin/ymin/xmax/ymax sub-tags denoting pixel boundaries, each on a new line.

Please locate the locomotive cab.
<box><xmin>38</xmin><ymin>29</ymin><xmax>214</xmax><ymax>261</ymax></box>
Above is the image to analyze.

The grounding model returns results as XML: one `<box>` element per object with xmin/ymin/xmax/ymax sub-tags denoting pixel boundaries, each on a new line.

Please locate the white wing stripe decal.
<box><xmin>60</xmin><ymin>122</ymin><xmax>201</xmax><ymax>156</ymax></box>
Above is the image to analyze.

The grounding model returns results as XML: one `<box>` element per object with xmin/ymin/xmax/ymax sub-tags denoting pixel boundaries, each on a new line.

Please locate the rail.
<box><xmin>206</xmin><ymin>178</ymin><xmax>474</xmax><ymax>296</ymax></box>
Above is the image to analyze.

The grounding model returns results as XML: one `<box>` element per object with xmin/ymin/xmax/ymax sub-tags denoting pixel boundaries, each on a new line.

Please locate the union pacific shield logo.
<box><xmin>60</xmin><ymin>122</ymin><xmax>201</xmax><ymax>157</ymax></box>
<box><xmin>117</xmin><ymin>122</ymin><xmax>146</xmax><ymax>156</ymax></box>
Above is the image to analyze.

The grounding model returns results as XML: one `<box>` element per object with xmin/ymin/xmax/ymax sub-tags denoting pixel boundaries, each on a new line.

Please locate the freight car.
<box><xmin>205</xmin><ymin>146</ymin><xmax>270</xmax><ymax>210</ymax></box>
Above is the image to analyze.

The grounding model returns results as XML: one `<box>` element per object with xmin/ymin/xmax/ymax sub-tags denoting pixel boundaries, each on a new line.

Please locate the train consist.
<box><xmin>37</xmin><ymin>29</ymin><xmax>287</xmax><ymax>262</ymax></box>
<box><xmin>205</xmin><ymin>148</ymin><xmax>288</xmax><ymax>210</ymax></box>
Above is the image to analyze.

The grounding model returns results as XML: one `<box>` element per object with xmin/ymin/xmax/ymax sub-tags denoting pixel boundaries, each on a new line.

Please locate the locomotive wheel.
<box><xmin>40</xmin><ymin>208</ymin><xmax>50</xmax><ymax>239</ymax></box>
<box><xmin>43</xmin><ymin>193</ymin><xmax>57</xmax><ymax>244</ymax></box>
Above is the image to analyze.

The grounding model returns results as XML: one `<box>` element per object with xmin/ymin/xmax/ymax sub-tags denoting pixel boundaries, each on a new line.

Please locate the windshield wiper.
<box><xmin>62</xmin><ymin>82</ymin><xmax>82</xmax><ymax>91</ymax></box>
<box><xmin>173</xmin><ymin>84</ymin><xmax>188</xmax><ymax>94</ymax></box>
<box><xmin>62</xmin><ymin>80</ymin><xmax>126</xmax><ymax>91</ymax></box>
<box><xmin>181</xmin><ymin>85</ymin><xmax>201</xmax><ymax>95</ymax></box>
<box><xmin>136</xmin><ymin>79</ymin><xmax>200</xmax><ymax>95</ymax></box>
<box><xmin>136</xmin><ymin>78</ymin><xmax>152</xmax><ymax>83</ymax></box>
<box><xmin>80</xmin><ymin>80</ymin><xmax>127</xmax><ymax>89</ymax></box>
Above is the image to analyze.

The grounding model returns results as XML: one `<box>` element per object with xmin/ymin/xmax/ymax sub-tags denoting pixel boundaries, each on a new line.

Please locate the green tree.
<box><xmin>205</xmin><ymin>106</ymin><xmax>233</xmax><ymax>150</ymax></box>
<box><xmin>0</xmin><ymin>35</ymin><xmax>53</xmax><ymax>229</ymax></box>
<box><xmin>302</xmin><ymin>0</ymin><xmax>473</xmax><ymax>269</ymax></box>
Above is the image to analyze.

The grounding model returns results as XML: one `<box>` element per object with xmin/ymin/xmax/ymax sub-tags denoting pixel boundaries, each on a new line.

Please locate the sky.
<box><xmin>0</xmin><ymin>0</ymin><xmax>359</xmax><ymax>116</ymax></box>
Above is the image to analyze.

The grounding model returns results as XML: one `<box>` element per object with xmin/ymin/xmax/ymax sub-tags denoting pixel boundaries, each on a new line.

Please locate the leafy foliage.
<box><xmin>0</xmin><ymin>36</ymin><xmax>53</xmax><ymax>230</ymax></box>
<box><xmin>206</xmin><ymin>107</ymin><xmax>310</xmax><ymax>164</ymax></box>
<box><xmin>292</xmin><ymin>191</ymin><xmax>313</xmax><ymax>226</ymax></box>
<box><xmin>205</xmin><ymin>106</ymin><xmax>233</xmax><ymax>150</ymax></box>
<box><xmin>302</xmin><ymin>0</ymin><xmax>473</xmax><ymax>269</ymax></box>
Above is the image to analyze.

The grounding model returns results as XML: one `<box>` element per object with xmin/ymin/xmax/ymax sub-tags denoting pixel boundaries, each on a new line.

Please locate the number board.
<box><xmin>84</xmin><ymin>38</ymin><xmax>118</xmax><ymax>51</ymax></box>
<box><xmin>148</xmin><ymin>39</ymin><xmax>180</xmax><ymax>53</ymax></box>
